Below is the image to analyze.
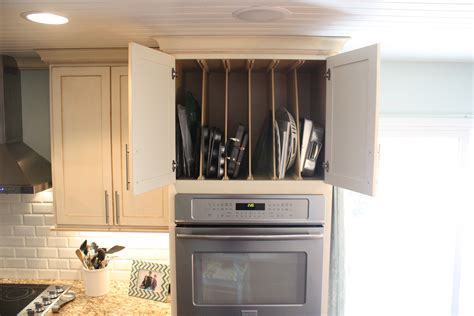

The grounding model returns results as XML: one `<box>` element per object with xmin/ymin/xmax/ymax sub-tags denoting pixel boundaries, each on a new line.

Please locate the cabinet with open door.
<box><xmin>128</xmin><ymin>37</ymin><xmax>380</xmax><ymax>197</ymax></box>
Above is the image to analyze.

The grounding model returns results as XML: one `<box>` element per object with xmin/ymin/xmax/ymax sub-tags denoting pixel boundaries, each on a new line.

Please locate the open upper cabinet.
<box><xmin>127</xmin><ymin>38</ymin><xmax>380</xmax><ymax>196</ymax></box>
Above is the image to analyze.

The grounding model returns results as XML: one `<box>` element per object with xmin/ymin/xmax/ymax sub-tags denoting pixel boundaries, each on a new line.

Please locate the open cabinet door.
<box><xmin>129</xmin><ymin>42</ymin><xmax>176</xmax><ymax>195</ymax></box>
<box><xmin>325</xmin><ymin>44</ymin><xmax>380</xmax><ymax>196</ymax></box>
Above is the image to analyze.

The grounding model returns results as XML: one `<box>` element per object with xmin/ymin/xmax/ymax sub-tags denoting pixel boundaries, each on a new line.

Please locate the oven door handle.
<box><xmin>176</xmin><ymin>233</ymin><xmax>323</xmax><ymax>241</ymax></box>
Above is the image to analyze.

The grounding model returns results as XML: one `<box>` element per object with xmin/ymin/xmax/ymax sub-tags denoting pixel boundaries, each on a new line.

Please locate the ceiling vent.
<box><xmin>232</xmin><ymin>6</ymin><xmax>291</xmax><ymax>22</ymax></box>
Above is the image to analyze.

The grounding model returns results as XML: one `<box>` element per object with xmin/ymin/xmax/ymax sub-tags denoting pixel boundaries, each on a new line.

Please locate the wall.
<box><xmin>0</xmin><ymin>191</ymin><xmax>169</xmax><ymax>280</ymax></box>
<box><xmin>380</xmin><ymin>61</ymin><xmax>474</xmax><ymax>117</ymax></box>
<box><xmin>20</xmin><ymin>69</ymin><xmax>51</xmax><ymax>161</ymax></box>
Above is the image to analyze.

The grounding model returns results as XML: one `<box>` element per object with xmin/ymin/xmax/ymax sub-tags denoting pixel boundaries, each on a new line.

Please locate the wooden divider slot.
<box><xmin>247</xmin><ymin>60</ymin><xmax>254</xmax><ymax>180</ymax></box>
<box><xmin>197</xmin><ymin>59</ymin><xmax>208</xmax><ymax>179</ymax></box>
<box><xmin>268</xmin><ymin>61</ymin><xmax>278</xmax><ymax>180</ymax></box>
<box><xmin>223</xmin><ymin>59</ymin><xmax>230</xmax><ymax>180</ymax></box>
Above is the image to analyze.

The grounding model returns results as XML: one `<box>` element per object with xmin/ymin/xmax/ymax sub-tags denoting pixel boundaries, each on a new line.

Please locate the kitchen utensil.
<box><xmin>300</xmin><ymin>119</ymin><xmax>324</xmax><ymax>177</ymax></box>
<box><xmin>185</xmin><ymin>92</ymin><xmax>201</xmax><ymax>178</ymax></box>
<box><xmin>79</xmin><ymin>240</ymin><xmax>88</xmax><ymax>255</ymax></box>
<box><xmin>227</xmin><ymin>125</ymin><xmax>248</xmax><ymax>178</ymax></box>
<box><xmin>275</xmin><ymin>107</ymin><xmax>297</xmax><ymax>171</ymax></box>
<box><xmin>52</xmin><ymin>291</ymin><xmax>76</xmax><ymax>313</ymax></box>
<box><xmin>253</xmin><ymin>111</ymin><xmax>274</xmax><ymax>177</ymax></box>
<box><xmin>178</xmin><ymin>104</ymin><xmax>194</xmax><ymax>177</ymax></box>
<box><xmin>201</xmin><ymin>126</ymin><xmax>209</xmax><ymax>176</ymax></box>
<box><xmin>75</xmin><ymin>249</ymin><xmax>89</xmax><ymax>270</ymax></box>
<box><xmin>106</xmin><ymin>245</ymin><xmax>125</xmax><ymax>254</ymax></box>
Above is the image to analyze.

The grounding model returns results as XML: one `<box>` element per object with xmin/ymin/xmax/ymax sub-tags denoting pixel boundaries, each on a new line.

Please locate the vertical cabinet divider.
<box><xmin>197</xmin><ymin>59</ymin><xmax>208</xmax><ymax>180</ymax></box>
<box><xmin>289</xmin><ymin>60</ymin><xmax>305</xmax><ymax>179</ymax></box>
<box><xmin>246</xmin><ymin>60</ymin><xmax>254</xmax><ymax>180</ymax></box>
<box><xmin>268</xmin><ymin>60</ymin><xmax>279</xmax><ymax>180</ymax></box>
<box><xmin>223</xmin><ymin>60</ymin><xmax>231</xmax><ymax>180</ymax></box>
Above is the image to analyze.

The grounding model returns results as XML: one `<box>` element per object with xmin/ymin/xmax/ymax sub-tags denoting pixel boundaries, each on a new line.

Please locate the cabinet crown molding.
<box><xmin>154</xmin><ymin>35</ymin><xmax>350</xmax><ymax>59</ymax></box>
<box><xmin>36</xmin><ymin>48</ymin><xmax>128</xmax><ymax>64</ymax></box>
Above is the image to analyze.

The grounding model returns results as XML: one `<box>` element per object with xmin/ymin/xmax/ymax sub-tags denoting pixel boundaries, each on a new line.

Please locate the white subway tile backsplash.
<box><xmin>21</xmin><ymin>193</ymin><xmax>43</xmax><ymax>203</ymax></box>
<box><xmin>67</xmin><ymin>237</ymin><xmax>84</xmax><ymax>248</ymax></box>
<box><xmin>11</xmin><ymin>203</ymin><xmax>33</xmax><ymax>214</ymax></box>
<box><xmin>48</xmin><ymin>259</ymin><xmax>69</xmax><ymax>269</ymax></box>
<box><xmin>17</xmin><ymin>269</ymin><xmax>38</xmax><ymax>279</ymax></box>
<box><xmin>38</xmin><ymin>269</ymin><xmax>59</xmax><ymax>280</ymax></box>
<box><xmin>0</xmin><ymin>215</ymin><xmax>23</xmax><ymax>225</ymax></box>
<box><xmin>0</xmin><ymin>203</ymin><xmax>10</xmax><ymax>213</ymax></box>
<box><xmin>25</xmin><ymin>237</ymin><xmax>46</xmax><ymax>247</ymax></box>
<box><xmin>109</xmin><ymin>260</ymin><xmax>132</xmax><ymax>271</ymax></box>
<box><xmin>36</xmin><ymin>226</ymin><xmax>56</xmax><ymax>236</ymax></box>
<box><xmin>68</xmin><ymin>259</ymin><xmax>82</xmax><ymax>270</ymax></box>
<box><xmin>0</xmin><ymin>268</ymin><xmax>17</xmax><ymax>278</ymax></box>
<box><xmin>59</xmin><ymin>270</ymin><xmax>80</xmax><ymax>280</ymax></box>
<box><xmin>0</xmin><ymin>194</ymin><xmax>170</xmax><ymax>281</ymax></box>
<box><xmin>0</xmin><ymin>236</ymin><xmax>25</xmax><ymax>247</ymax></box>
<box><xmin>23</xmin><ymin>215</ymin><xmax>44</xmax><ymax>226</ymax></box>
<box><xmin>37</xmin><ymin>248</ymin><xmax>58</xmax><ymax>258</ymax></box>
<box><xmin>47</xmin><ymin>237</ymin><xmax>68</xmax><ymax>247</ymax></box>
<box><xmin>0</xmin><ymin>226</ymin><xmax>14</xmax><ymax>236</ymax></box>
<box><xmin>110</xmin><ymin>271</ymin><xmax>130</xmax><ymax>281</ymax></box>
<box><xmin>44</xmin><ymin>215</ymin><xmax>55</xmax><ymax>225</ymax></box>
<box><xmin>58</xmin><ymin>248</ymin><xmax>75</xmax><ymax>259</ymax></box>
<box><xmin>14</xmin><ymin>226</ymin><xmax>36</xmax><ymax>236</ymax></box>
<box><xmin>0</xmin><ymin>247</ymin><xmax>15</xmax><ymax>257</ymax></box>
<box><xmin>15</xmin><ymin>248</ymin><xmax>37</xmax><ymax>257</ymax></box>
<box><xmin>42</xmin><ymin>191</ymin><xmax>53</xmax><ymax>203</ymax></box>
<box><xmin>5</xmin><ymin>258</ymin><xmax>27</xmax><ymax>268</ymax></box>
<box><xmin>32</xmin><ymin>203</ymin><xmax>53</xmax><ymax>214</ymax></box>
<box><xmin>27</xmin><ymin>258</ymin><xmax>48</xmax><ymax>269</ymax></box>
<box><xmin>0</xmin><ymin>194</ymin><xmax>21</xmax><ymax>203</ymax></box>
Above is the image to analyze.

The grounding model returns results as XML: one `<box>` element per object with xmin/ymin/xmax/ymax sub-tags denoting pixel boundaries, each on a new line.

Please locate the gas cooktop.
<box><xmin>0</xmin><ymin>284</ymin><xmax>72</xmax><ymax>316</ymax></box>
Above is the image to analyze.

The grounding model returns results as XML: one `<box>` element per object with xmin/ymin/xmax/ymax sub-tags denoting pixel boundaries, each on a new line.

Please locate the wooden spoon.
<box><xmin>75</xmin><ymin>249</ymin><xmax>89</xmax><ymax>270</ymax></box>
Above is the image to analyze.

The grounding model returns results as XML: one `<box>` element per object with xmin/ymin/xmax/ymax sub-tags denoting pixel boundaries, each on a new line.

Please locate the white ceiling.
<box><xmin>1</xmin><ymin>0</ymin><xmax>473</xmax><ymax>61</ymax></box>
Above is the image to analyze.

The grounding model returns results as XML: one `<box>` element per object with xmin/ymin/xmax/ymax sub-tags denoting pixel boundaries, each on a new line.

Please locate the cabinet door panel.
<box><xmin>129</xmin><ymin>42</ymin><xmax>176</xmax><ymax>194</ymax></box>
<box><xmin>325</xmin><ymin>44</ymin><xmax>380</xmax><ymax>196</ymax></box>
<box><xmin>51</xmin><ymin>67</ymin><xmax>112</xmax><ymax>225</ymax></box>
<box><xmin>111</xmin><ymin>67</ymin><xmax>169</xmax><ymax>227</ymax></box>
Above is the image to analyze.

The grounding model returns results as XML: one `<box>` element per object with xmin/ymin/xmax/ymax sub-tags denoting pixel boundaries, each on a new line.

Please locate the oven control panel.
<box><xmin>191</xmin><ymin>198</ymin><xmax>310</xmax><ymax>221</ymax></box>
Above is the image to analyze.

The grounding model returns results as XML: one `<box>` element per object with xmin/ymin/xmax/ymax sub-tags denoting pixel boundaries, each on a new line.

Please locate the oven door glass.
<box><xmin>194</xmin><ymin>252</ymin><xmax>307</xmax><ymax>305</ymax></box>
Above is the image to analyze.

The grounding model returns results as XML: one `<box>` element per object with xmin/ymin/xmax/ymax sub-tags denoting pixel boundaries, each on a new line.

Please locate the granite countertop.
<box><xmin>0</xmin><ymin>279</ymin><xmax>171</xmax><ymax>316</ymax></box>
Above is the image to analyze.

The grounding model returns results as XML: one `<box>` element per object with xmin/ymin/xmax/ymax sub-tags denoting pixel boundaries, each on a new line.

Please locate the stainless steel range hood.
<box><xmin>0</xmin><ymin>55</ymin><xmax>52</xmax><ymax>194</ymax></box>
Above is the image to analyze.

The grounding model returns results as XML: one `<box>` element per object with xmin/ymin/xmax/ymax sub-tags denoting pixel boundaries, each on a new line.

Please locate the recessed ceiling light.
<box><xmin>21</xmin><ymin>12</ymin><xmax>69</xmax><ymax>25</ymax></box>
<box><xmin>233</xmin><ymin>6</ymin><xmax>291</xmax><ymax>22</ymax></box>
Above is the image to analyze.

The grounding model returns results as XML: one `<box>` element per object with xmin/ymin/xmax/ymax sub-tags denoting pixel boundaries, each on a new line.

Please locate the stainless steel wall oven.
<box><xmin>175</xmin><ymin>194</ymin><xmax>325</xmax><ymax>316</ymax></box>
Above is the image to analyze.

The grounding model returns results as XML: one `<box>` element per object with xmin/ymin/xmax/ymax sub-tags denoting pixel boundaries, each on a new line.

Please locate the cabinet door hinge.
<box><xmin>322</xmin><ymin>161</ymin><xmax>329</xmax><ymax>172</ymax></box>
<box><xmin>323</xmin><ymin>69</ymin><xmax>331</xmax><ymax>80</ymax></box>
<box><xmin>171</xmin><ymin>68</ymin><xmax>177</xmax><ymax>80</ymax></box>
<box><xmin>172</xmin><ymin>160</ymin><xmax>177</xmax><ymax>172</ymax></box>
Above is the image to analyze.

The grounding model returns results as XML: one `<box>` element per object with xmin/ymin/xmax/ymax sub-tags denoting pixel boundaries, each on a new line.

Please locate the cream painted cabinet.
<box><xmin>51</xmin><ymin>67</ymin><xmax>113</xmax><ymax>226</ymax></box>
<box><xmin>128</xmin><ymin>40</ymin><xmax>380</xmax><ymax>196</ymax></box>
<box><xmin>50</xmin><ymin>66</ymin><xmax>168</xmax><ymax>229</ymax></box>
<box><xmin>111</xmin><ymin>66</ymin><xmax>169</xmax><ymax>227</ymax></box>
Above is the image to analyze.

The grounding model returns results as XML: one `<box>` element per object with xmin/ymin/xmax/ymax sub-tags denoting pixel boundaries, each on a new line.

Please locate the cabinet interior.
<box><xmin>175</xmin><ymin>59</ymin><xmax>327</xmax><ymax>181</ymax></box>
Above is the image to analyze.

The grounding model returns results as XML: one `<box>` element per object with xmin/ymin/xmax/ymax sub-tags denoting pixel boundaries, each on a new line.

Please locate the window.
<box><xmin>341</xmin><ymin>118</ymin><xmax>474</xmax><ymax>316</ymax></box>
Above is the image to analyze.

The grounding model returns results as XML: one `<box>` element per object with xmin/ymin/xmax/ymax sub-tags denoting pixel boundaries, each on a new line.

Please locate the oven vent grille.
<box><xmin>241</xmin><ymin>310</ymin><xmax>258</xmax><ymax>316</ymax></box>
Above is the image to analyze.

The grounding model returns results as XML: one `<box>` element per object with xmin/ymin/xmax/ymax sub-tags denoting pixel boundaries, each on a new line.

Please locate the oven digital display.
<box><xmin>236</xmin><ymin>203</ymin><xmax>265</xmax><ymax>211</ymax></box>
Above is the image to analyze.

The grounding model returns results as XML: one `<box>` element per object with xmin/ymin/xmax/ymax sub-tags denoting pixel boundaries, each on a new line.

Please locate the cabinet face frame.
<box><xmin>51</xmin><ymin>66</ymin><xmax>113</xmax><ymax>226</ymax></box>
<box><xmin>111</xmin><ymin>66</ymin><xmax>169</xmax><ymax>227</ymax></box>
<box><xmin>127</xmin><ymin>42</ymin><xmax>380</xmax><ymax>197</ymax></box>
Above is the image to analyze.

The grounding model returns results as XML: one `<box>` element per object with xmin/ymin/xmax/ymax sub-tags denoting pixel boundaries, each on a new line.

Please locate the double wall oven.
<box><xmin>175</xmin><ymin>194</ymin><xmax>325</xmax><ymax>316</ymax></box>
